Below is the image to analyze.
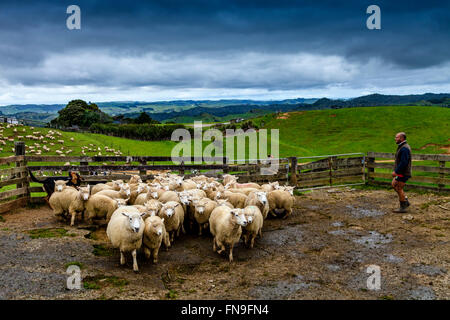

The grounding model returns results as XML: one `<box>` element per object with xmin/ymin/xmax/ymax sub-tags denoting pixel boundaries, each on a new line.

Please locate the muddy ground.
<box><xmin>0</xmin><ymin>187</ymin><xmax>448</xmax><ymax>300</ymax></box>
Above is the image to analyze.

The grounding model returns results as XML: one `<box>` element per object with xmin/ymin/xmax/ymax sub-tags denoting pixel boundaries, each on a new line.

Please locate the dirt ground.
<box><xmin>0</xmin><ymin>187</ymin><xmax>448</xmax><ymax>300</ymax></box>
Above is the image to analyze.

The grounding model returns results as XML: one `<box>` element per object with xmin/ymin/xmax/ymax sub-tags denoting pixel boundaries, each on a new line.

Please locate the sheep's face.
<box><xmin>122</xmin><ymin>212</ymin><xmax>144</xmax><ymax>233</ymax></box>
<box><xmin>245</xmin><ymin>214</ymin><xmax>254</xmax><ymax>224</ymax></box>
<box><xmin>164</xmin><ymin>185</ymin><xmax>170</xmax><ymax>191</ymax></box>
<box><xmin>150</xmin><ymin>191</ymin><xmax>159</xmax><ymax>199</ymax></box>
<box><xmin>147</xmin><ymin>219</ymin><xmax>164</xmax><ymax>236</ymax></box>
<box><xmin>80</xmin><ymin>186</ymin><xmax>90</xmax><ymax>201</ymax></box>
<box><xmin>163</xmin><ymin>207</ymin><xmax>175</xmax><ymax>218</ymax></box>
<box><xmin>231</xmin><ymin>209</ymin><xmax>247</xmax><ymax>227</ymax></box>
<box><xmin>195</xmin><ymin>205</ymin><xmax>205</xmax><ymax>215</ymax></box>
<box><xmin>285</xmin><ymin>187</ymin><xmax>294</xmax><ymax>195</ymax></box>
<box><xmin>144</xmin><ymin>201</ymin><xmax>161</xmax><ymax>216</ymax></box>
<box><xmin>176</xmin><ymin>177</ymin><xmax>183</xmax><ymax>186</ymax></box>
<box><xmin>179</xmin><ymin>195</ymin><xmax>190</xmax><ymax>205</ymax></box>
<box><xmin>256</xmin><ymin>192</ymin><xmax>268</xmax><ymax>206</ymax></box>
<box><xmin>121</xmin><ymin>184</ymin><xmax>131</xmax><ymax>197</ymax></box>
<box><xmin>54</xmin><ymin>180</ymin><xmax>67</xmax><ymax>192</ymax></box>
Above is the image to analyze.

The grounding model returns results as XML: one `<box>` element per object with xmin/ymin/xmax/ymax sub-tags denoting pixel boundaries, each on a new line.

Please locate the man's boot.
<box><xmin>393</xmin><ymin>201</ymin><xmax>408</xmax><ymax>213</ymax></box>
<box><xmin>404</xmin><ymin>197</ymin><xmax>410</xmax><ymax>208</ymax></box>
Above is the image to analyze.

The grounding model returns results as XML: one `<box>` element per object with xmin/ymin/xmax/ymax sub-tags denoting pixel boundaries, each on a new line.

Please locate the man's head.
<box><xmin>395</xmin><ymin>132</ymin><xmax>406</xmax><ymax>144</ymax></box>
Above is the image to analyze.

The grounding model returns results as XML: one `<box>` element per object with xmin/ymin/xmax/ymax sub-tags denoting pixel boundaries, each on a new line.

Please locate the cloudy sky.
<box><xmin>0</xmin><ymin>0</ymin><xmax>449</xmax><ymax>105</ymax></box>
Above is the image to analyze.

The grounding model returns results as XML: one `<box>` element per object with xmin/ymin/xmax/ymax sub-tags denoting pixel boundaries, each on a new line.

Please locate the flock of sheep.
<box><xmin>0</xmin><ymin>123</ymin><xmax>123</xmax><ymax>157</ymax></box>
<box><xmin>48</xmin><ymin>173</ymin><xmax>295</xmax><ymax>272</ymax></box>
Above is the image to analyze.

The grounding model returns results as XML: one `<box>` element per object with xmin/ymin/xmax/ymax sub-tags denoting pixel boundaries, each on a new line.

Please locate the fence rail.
<box><xmin>1</xmin><ymin>142</ymin><xmax>449</xmax><ymax>214</ymax></box>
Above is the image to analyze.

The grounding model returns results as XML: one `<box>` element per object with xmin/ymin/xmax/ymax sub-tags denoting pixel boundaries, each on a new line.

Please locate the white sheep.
<box><xmin>209</xmin><ymin>206</ymin><xmax>247</xmax><ymax>262</ymax></box>
<box><xmin>158</xmin><ymin>201</ymin><xmax>185</xmax><ymax>242</ymax></box>
<box><xmin>267</xmin><ymin>189</ymin><xmax>295</xmax><ymax>219</ymax></box>
<box><xmin>96</xmin><ymin>183</ymin><xmax>131</xmax><ymax>199</ymax></box>
<box><xmin>85</xmin><ymin>194</ymin><xmax>127</xmax><ymax>224</ymax></box>
<box><xmin>192</xmin><ymin>198</ymin><xmax>218</xmax><ymax>236</ymax></box>
<box><xmin>216</xmin><ymin>190</ymin><xmax>248</xmax><ymax>208</ymax></box>
<box><xmin>49</xmin><ymin>185</ymin><xmax>91</xmax><ymax>226</ymax></box>
<box><xmin>106</xmin><ymin>206</ymin><xmax>146</xmax><ymax>272</ymax></box>
<box><xmin>143</xmin><ymin>214</ymin><xmax>170</xmax><ymax>263</ymax></box>
<box><xmin>242</xmin><ymin>205</ymin><xmax>264</xmax><ymax>248</ymax></box>
<box><xmin>244</xmin><ymin>191</ymin><xmax>269</xmax><ymax>219</ymax></box>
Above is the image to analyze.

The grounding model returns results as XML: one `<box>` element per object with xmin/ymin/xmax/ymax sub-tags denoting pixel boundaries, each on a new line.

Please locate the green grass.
<box><xmin>0</xmin><ymin>106</ymin><xmax>448</xmax><ymax>161</ymax></box>
<box><xmin>92</xmin><ymin>244</ymin><xmax>114</xmax><ymax>257</ymax></box>
<box><xmin>0</xmin><ymin>215</ymin><xmax>5</xmax><ymax>222</ymax></box>
<box><xmin>65</xmin><ymin>261</ymin><xmax>84</xmax><ymax>269</ymax></box>
<box><xmin>26</xmin><ymin>228</ymin><xmax>76</xmax><ymax>239</ymax></box>
<box><xmin>83</xmin><ymin>275</ymin><xmax>129</xmax><ymax>290</ymax></box>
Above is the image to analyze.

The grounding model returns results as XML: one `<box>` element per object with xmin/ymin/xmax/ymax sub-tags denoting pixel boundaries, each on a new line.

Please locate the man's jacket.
<box><xmin>394</xmin><ymin>140</ymin><xmax>412</xmax><ymax>178</ymax></box>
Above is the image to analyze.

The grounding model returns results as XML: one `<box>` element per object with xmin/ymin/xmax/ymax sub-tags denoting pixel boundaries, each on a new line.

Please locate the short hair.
<box><xmin>397</xmin><ymin>132</ymin><xmax>406</xmax><ymax>140</ymax></box>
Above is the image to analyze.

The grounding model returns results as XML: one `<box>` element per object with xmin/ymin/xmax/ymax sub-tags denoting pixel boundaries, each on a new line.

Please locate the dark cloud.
<box><xmin>0</xmin><ymin>0</ymin><xmax>448</xmax><ymax>103</ymax></box>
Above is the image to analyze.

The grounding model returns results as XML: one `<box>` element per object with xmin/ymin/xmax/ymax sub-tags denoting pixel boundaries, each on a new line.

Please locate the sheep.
<box><xmin>90</xmin><ymin>183</ymin><xmax>114</xmax><ymax>195</ymax></box>
<box><xmin>216</xmin><ymin>199</ymin><xmax>234</xmax><ymax>209</ymax></box>
<box><xmin>49</xmin><ymin>185</ymin><xmax>91</xmax><ymax>226</ymax></box>
<box><xmin>96</xmin><ymin>183</ymin><xmax>131</xmax><ymax>200</ymax></box>
<box><xmin>226</xmin><ymin>182</ymin><xmax>261</xmax><ymax>190</ymax></box>
<box><xmin>158</xmin><ymin>190</ymin><xmax>180</xmax><ymax>204</ymax></box>
<box><xmin>216</xmin><ymin>190</ymin><xmax>248</xmax><ymax>209</ymax></box>
<box><xmin>143</xmin><ymin>214</ymin><xmax>170</xmax><ymax>263</ymax></box>
<box><xmin>106</xmin><ymin>206</ymin><xmax>146</xmax><ymax>272</ymax></box>
<box><xmin>85</xmin><ymin>194</ymin><xmax>127</xmax><ymax>224</ymax></box>
<box><xmin>267</xmin><ymin>189</ymin><xmax>295</xmax><ymax>219</ymax></box>
<box><xmin>143</xmin><ymin>199</ymin><xmax>163</xmax><ymax>217</ymax></box>
<box><xmin>106</xmin><ymin>179</ymin><xmax>124</xmax><ymax>189</ymax></box>
<box><xmin>261</xmin><ymin>181</ymin><xmax>279</xmax><ymax>192</ymax></box>
<box><xmin>244</xmin><ymin>191</ymin><xmax>269</xmax><ymax>219</ymax></box>
<box><xmin>192</xmin><ymin>198</ymin><xmax>218</xmax><ymax>235</ymax></box>
<box><xmin>222</xmin><ymin>174</ymin><xmax>238</xmax><ymax>186</ymax></box>
<box><xmin>158</xmin><ymin>201</ymin><xmax>185</xmax><ymax>242</ymax></box>
<box><xmin>129</xmin><ymin>175</ymin><xmax>142</xmax><ymax>185</ymax></box>
<box><xmin>242</xmin><ymin>206</ymin><xmax>264</xmax><ymax>248</ymax></box>
<box><xmin>209</xmin><ymin>206</ymin><xmax>247</xmax><ymax>262</ymax></box>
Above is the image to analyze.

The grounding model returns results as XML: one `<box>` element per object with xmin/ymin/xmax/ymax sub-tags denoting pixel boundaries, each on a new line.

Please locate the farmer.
<box><xmin>391</xmin><ymin>132</ymin><xmax>412</xmax><ymax>213</ymax></box>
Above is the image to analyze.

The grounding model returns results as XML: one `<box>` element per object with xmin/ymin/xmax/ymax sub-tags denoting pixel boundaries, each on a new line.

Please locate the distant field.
<box><xmin>0</xmin><ymin>106</ymin><xmax>448</xmax><ymax>160</ymax></box>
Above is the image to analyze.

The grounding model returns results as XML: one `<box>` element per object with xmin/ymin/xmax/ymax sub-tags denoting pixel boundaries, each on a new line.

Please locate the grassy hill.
<box><xmin>0</xmin><ymin>106</ymin><xmax>448</xmax><ymax>160</ymax></box>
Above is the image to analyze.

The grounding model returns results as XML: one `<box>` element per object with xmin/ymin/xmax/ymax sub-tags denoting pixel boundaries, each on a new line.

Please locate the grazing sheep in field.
<box><xmin>85</xmin><ymin>194</ymin><xmax>126</xmax><ymax>224</ymax></box>
<box><xmin>216</xmin><ymin>190</ymin><xmax>248</xmax><ymax>209</ymax></box>
<box><xmin>106</xmin><ymin>207</ymin><xmax>146</xmax><ymax>272</ymax></box>
<box><xmin>96</xmin><ymin>183</ymin><xmax>131</xmax><ymax>200</ymax></box>
<box><xmin>209</xmin><ymin>206</ymin><xmax>247</xmax><ymax>262</ymax></box>
<box><xmin>267</xmin><ymin>189</ymin><xmax>295</xmax><ymax>219</ymax></box>
<box><xmin>143</xmin><ymin>214</ymin><xmax>170</xmax><ymax>263</ymax></box>
<box><xmin>158</xmin><ymin>201</ymin><xmax>185</xmax><ymax>242</ymax></box>
<box><xmin>192</xmin><ymin>198</ymin><xmax>218</xmax><ymax>235</ymax></box>
<box><xmin>242</xmin><ymin>206</ymin><xmax>264</xmax><ymax>248</ymax></box>
<box><xmin>244</xmin><ymin>191</ymin><xmax>269</xmax><ymax>219</ymax></box>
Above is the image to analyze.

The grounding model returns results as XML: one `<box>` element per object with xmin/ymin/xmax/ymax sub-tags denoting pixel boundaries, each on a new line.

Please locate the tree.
<box><xmin>134</xmin><ymin>112</ymin><xmax>154</xmax><ymax>124</ymax></box>
<box><xmin>52</xmin><ymin>99</ymin><xmax>112</xmax><ymax>128</ymax></box>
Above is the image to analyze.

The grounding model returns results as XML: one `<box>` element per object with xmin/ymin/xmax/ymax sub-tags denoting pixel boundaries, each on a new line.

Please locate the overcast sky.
<box><xmin>0</xmin><ymin>0</ymin><xmax>449</xmax><ymax>105</ymax></box>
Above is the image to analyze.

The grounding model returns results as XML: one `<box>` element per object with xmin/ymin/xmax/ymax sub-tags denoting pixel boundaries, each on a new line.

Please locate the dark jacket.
<box><xmin>394</xmin><ymin>141</ymin><xmax>412</xmax><ymax>177</ymax></box>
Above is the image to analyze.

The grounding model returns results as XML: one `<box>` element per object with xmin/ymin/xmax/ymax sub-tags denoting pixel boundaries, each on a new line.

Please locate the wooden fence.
<box><xmin>366</xmin><ymin>152</ymin><xmax>450</xmax><ymax>192</ymax></box>
<box><xmin>0</xmin><ymin>142</ymin><xmax>448</xmax><ymax>214</ymax></box>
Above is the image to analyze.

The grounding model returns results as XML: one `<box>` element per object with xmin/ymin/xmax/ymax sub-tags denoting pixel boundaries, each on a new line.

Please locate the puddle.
<box><xmin>345</xmin><ymin>205</ymin><xmax>385</xmax><ymax>218</ymax></box>
<box><xmin>259</xmin><ymin>226</ymin><xmax>302</xmax><ymax>247</ymax></box>
<box><xmin>408</xmin><ymin>286</ymin><xmax>436</xmax><ymax>300</ymax></box>
<box><xmin>384</xmin><ymin>254</ymin><xmax>404</xmax><ymax>264</ymax></box>
<box><xmin>249</xmin><ymin>275</ymin><xmax>318</xmax><ymax>299</ymax></box>
<box><xmin>353</xmin><ymin>231</ymin><xmax>392</xmax><ymax>248</ymax></box>
<box><xmin>411</xmin><ymin>264</ymin><xmax>447</xmax><ymax>277</ymax></box>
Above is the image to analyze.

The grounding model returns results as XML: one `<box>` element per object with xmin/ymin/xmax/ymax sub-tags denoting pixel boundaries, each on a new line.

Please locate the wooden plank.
<box><xmin>25</xmin><ymin>155</ymin><xmax>227</xmax><ymax>163</ymax></box>
<box><xmin>367</xmin><ymin>152</ymin><xmax>450</xmax><ymax>162</ymax></box>
<box><xmin>0</xmin><ymin>187</ymin><xmax>28</xmax><ymax>200</ymax></box>
<box><xmin>367</xmin><ymin>162</ymin><xmax>450</xmax><ymax>173</ymax></box>
<box><xmin>332</xmin><ymin>168</ymin><xmax>363</xmax><ymax>178</ymax></box>
<box><xmin>298</xmin><ymin>159</ymin><xmax>330</xmax><ymax>171</ymax></box>
<box><xmin>0</xmin><ymin>155</ymin><xmax>25</xmax><ymax>165</ymax></box>
<box><xmin>297</xmin><ymin>170</ymin><xmax>331</xmax><ymax>181</ymax></box>
<box><xmin>0</xmin><ymin>167</ymin><xmax>27</xmax><ymax>177</ymax></box>
<box><xmin>370</xmin><ymin>172</ymin><xmax>450</xmax><ymax>185</ymax></box>
<box><xmin>27</xmin><ymin>164</ymin><xmax>226</xmax><ymax>171</ymax></box>
<box><xmin>0</xmin><ymin>177</ymin><xmax>28</xmax><ymax>188</ymax></box>
<box><xmin>0</xmin><ymin>197</ymin><xmax>29</xmax><ymax>214</ymax></box>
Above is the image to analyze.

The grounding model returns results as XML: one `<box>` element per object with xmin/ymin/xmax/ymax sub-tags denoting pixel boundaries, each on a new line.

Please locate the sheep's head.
<box><xmin>79</xmin><ymin>185</ymin><xmax>90</xmax><ymax>201</ymax></box>
<box><xmin>122</xmin><ymin>211</ymin><xmax>145</xmax><ymax>233</ymax></box>
<box><xmin>54</xmin><ymin>180</ymin><xmax>67</xmax><ymax>192</ymax></box>
<box><xmin>129</xmin><ymin>175</ymin><xmax>142</xmax><ymax>184</ymax></box>
<box><xmin>144</xmin><ymin>200</ymin><xmax>162</xmax><ymax>216</ymax></box>
<box><xmin>121</xmin><ymin>184</ymin><xmax>131</xmax><ymax>197</ymax></box>
<box><xmin>194</xmin><ymin>203</ymin><xmax>205</xmax><ymax>215</ymax></box>
<box><xmin>230</xmin><ymin>209</ymin><xmax>247</xmax><ymax>227</ymax></box>
<box><xmin>162</xmin><ymin>203</ymin><xmax>179</xmax><ymax>218</ymax></box>
<box><xmin>256</xmin><ymin>192</ymin><xmax>268</xmax><ymax>206</ymax></box>
<box><xmin>179</xmin><ymin>194</ymin><xmax>190</xmax><ymax>205</ymax></box>
<box><xmin>147</xmin><ymin>217</ymin><xmax>165</xmax><ymax>236</ymax></box>
<box><xmin>116</xmin><ymin>199</ymin><xmax>127</xmax><ymax>207</ymax></box>
<box><xmin>137</xmin><ymin>183</ymin><xmax>147</xmax><ymax>194</ymax></box>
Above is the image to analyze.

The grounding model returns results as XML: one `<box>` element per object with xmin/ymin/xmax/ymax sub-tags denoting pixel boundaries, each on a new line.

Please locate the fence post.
<box><xmin>14</xmin><ymin>141</ymin><xmax>29</xmax><ymax>199</ymax></box>
<box><xmin>366</xmin><ymin>156</ymin><xmax>375</xmax><ymax>184</ymax></box>
<box><xmin>438</xmin><ymin>160</ymin><xmax>445</xmax><ymax>191</ymax></box>
<box><xmin>139</xmin><ymin>159</ymin><xmax>147</xmax><ymax>179</ymax></box>
<box><xmin>223</xmin><ymin>157</ymin><xmax>229</xmax><ymax>174</ymax></box>
<box><xmin>289</xmin><ymin>157</ymin><xmax>297</xmax><ymax>186</ymax></box>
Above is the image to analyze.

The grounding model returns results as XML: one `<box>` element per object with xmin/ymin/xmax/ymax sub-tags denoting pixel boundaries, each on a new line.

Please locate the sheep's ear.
<box><xmin>140</xmin><ymin>212</ymin><xmax>146</xmax><ymax>217</ymax></box>
<box><xmin>174</xmin><ymin>203</ymin><xmax>180</xmax><ymax>207</ymax></box>
<box><xmin>121</xmin><ymin>212</ymin><xmax>130</xmax><ymax>218</ymax></box>
<box><xmin>161</xmin><ymin>218</ymin><xmax>164</xmax><ymax>223</ymax></box>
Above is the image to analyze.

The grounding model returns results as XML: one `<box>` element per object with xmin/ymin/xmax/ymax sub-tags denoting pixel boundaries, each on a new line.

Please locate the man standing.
<box><xmin>392</xmin><ymin>132</ymin><xmax>412</xmax><ymax>213</ymax></box>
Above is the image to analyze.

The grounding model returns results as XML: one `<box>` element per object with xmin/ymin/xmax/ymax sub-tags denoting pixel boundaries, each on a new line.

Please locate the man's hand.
<box><xmin>392</xmin><ymin>171</ymin><xmax>397</xmax><ymax>177</ymax></box>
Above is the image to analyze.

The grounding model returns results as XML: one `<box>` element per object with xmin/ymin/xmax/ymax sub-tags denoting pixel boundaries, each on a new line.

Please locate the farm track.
<box><xmin>0</xmin><ymin>188</ymin><xmax>448</xmax><ymax>300</ymax></box>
